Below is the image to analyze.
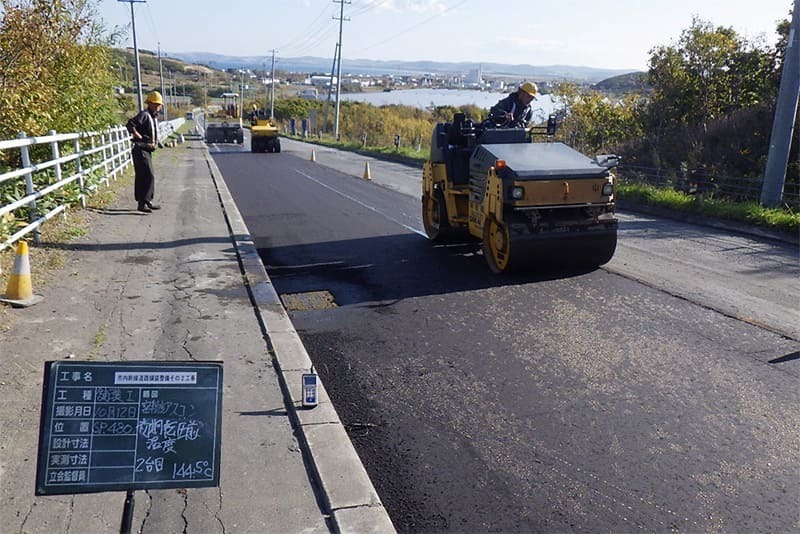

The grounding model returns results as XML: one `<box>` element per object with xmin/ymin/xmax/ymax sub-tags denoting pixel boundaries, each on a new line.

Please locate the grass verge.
<box><xmin>616</xmin><ymin>183</ymin><xmax>799</xmax><ymax>235</ymax></box>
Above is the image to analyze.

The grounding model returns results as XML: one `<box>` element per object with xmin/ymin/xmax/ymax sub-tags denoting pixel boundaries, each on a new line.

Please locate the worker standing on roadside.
<box><xmin>126</xmin><ymin>91</ymin><xmax>163</xmax><ymax>213</ymax></box>
<box><xmin>486</xmin><ymin>82</ymin><xmax>538</xmax><ymax>128</ymax></box>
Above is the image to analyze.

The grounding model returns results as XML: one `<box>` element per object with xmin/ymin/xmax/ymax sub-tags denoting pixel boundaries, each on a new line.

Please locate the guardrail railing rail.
<box><xmin>0</xmin><ymin>119</ymin><xmax>184</xmax><ymax>252</ymax></box>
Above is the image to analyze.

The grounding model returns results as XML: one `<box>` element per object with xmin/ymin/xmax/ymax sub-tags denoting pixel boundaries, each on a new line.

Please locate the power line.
<box><xmin>280</xmin><ymin>0</ymin><xmax>388</xmax><ymax>57</ymax></box>
<box><xmin>275</xmin><ymin>3</ymin><xmax>337</xmax><ymax>54</ymax></box>
<box><xmin>353</xmin><ymin>0</ymin><xmax>469</xmax><ymax>55</ymax></box>
<box><xmin>286</xmin><ymin>24</ymin><xmax>339</xmax><ymax>57</ymax></box>
<box><xmin>142</xmin><ymin>2</ymin><xmax>160</xmax><ymax>48</ymax></box>
<box><xmin>348</xmin><ymin>0</ymin><xmax>391</xmax><ymax>17</ymax></box>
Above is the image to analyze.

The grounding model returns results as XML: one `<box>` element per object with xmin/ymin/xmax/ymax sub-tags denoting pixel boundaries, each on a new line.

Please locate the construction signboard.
<box><xmin>35</xmin><ymin>360</ymin><xmax>223</xmax><ymax>496</ymax></box>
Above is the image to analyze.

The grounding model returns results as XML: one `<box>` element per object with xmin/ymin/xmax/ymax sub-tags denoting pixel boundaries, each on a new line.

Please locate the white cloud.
<box><xmin>377</xmin><ymin>0</ymin><xmax>447</xmax><ymax>13</ymax></box>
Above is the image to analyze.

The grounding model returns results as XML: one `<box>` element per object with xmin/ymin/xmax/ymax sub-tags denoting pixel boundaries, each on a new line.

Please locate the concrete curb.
<box><xmin>201</xmin><ymin>149</ymin><xmax>396</xmax><ymax>534</ymax></box>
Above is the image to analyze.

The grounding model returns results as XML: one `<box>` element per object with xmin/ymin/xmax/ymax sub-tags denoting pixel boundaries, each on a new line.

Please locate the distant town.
<box><xmin>258</xmin><ymin>66</ymin><xmax>555</xmax><ymax>98</ymax></box>
<box><xmin>113</xmin><ymin>48</ymin><xmax>644</xmax><ymax>109</ymax></box>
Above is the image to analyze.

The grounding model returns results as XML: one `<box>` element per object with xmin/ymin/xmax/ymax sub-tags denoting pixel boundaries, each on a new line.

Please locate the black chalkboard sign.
<box><xmin>35</xmin><ymin>361</ymin><xmax>223</xmax><ymax>496</ymax></box>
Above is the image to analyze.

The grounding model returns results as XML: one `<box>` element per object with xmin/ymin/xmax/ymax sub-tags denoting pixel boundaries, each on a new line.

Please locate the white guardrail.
<box><xmin>0</xmin><ymin>118</ymin><xmax>184</xmax><ymax>252</ymax></box>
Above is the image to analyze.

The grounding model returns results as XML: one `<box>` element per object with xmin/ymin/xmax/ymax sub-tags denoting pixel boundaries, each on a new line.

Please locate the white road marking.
<box><xmin>295</xmin><ymin>169</ymin><xmax>427</xmax><ymax>237</ymax></box>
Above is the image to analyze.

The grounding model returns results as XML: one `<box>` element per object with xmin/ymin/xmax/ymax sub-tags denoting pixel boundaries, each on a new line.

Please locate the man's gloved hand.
<box><xmin>487</xmin><ymin>108</ymin><xmax>512</xmax><ymax>127</ymax></box>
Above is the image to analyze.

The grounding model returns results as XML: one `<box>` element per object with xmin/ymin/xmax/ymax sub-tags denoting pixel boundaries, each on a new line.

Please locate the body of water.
<box><xmin>338</xmin><ymin>88</ymin><xmax>559</xmax><ymax>123</ymax></box>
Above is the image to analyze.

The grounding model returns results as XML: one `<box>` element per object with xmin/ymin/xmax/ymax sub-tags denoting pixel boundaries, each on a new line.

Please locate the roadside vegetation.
<box><xmin>0</xmin><ymin>0</ymin><xmax>122</xmax><ymax>139</ymax></box>
<box><xmin>615</xmin><ymin>183</ymin><xmax>798</xmax><ymax>232</ymax></box>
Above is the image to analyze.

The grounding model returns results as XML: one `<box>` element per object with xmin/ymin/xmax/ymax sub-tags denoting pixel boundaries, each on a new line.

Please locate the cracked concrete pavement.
<box><xmin>0</xmin><ymin>140</ymin><xmax>394</xmax><ymax>533</ymax></box>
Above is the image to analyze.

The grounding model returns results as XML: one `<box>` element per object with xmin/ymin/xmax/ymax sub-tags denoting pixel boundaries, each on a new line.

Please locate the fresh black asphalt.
<box><xmin>213</xmin><ymin>145</ymin><xmax>800</xmax><ymax>533</ymax></box>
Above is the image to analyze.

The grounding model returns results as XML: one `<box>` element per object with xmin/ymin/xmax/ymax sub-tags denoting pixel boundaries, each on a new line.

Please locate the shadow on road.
<box><xmin>259</xmin><ymin>232</ymin><xmax>596</xmax><ymax>306</ymax></box>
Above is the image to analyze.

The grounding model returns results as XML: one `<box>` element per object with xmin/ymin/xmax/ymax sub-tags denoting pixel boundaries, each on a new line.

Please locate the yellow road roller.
<box><xmin>250</xmin><ymin>108</ymin><xmax>281</xmax><ymax>153</ymax></box>
<box><xmin>422</xmin><ymin>112</ymin><xmax>619</xmax><ymax>273</ymax></box>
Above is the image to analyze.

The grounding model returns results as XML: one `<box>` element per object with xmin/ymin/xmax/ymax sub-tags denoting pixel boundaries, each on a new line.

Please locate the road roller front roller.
<box><xmin>422</xmin><ymin>112</ymin><xmax>619</xmax><ymax>273</ymax></box>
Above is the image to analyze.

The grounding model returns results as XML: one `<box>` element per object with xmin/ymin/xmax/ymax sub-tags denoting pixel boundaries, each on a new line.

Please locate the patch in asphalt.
<box><xmin>280</xmin><ymin>290</ymin><xmax>338</xmax><ymax>311</ymax></box>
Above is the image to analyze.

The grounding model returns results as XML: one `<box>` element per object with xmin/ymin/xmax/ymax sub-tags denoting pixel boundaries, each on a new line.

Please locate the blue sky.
<box><xmin>100</xmin><ymin>0</ymin><xmax>794</xmax><ymax>71</ymax></box>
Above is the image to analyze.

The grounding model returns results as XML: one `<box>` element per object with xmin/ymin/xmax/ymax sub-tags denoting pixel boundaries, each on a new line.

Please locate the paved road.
<box><xmin>0</xmin><ymin>141</ymin><xmax>333</xmax><ymax>534</ymax></box>
<box><xmin>211</xmin><ymin>136</ymin><xmax>800</xmax><ymax>532</ymax></box>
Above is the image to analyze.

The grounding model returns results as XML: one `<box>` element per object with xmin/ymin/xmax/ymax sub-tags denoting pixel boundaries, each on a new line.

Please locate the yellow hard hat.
<box><xmin>146</xmin><ymin>91</ymin><xmax>163</xmax><ymax>105</ymax></box>
<box><xmin>519</xmin><ymin>82</ymin><xmax>538</xmax><ymax>97</ymax></box>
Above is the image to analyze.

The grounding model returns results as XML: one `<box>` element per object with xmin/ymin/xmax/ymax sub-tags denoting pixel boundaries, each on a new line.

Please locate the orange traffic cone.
<box><xmin>363</xmin><ymin>161</ymin><xmax>372</xmax><ymax>180</ymax></box>
<box><xmin>310</xmin><ymin>148</ymin><xmax>316</xmax><ymax>162</ymax></box>
<box><xmin>0</xmin><ymin>241</ymin><xmax>43</xmax><ymax>308</ymax></box>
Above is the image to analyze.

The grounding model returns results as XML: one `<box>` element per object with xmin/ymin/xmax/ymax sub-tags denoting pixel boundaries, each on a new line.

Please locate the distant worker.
<box><xmin>249</xmin><ymin>104</ymin><xmax>259</xmax><ymax>126</ymax></box>
<box><xmin>126</xmin><ymin>91</ymin><xmax>163</xmax><ymax>213</ymax></box>
<box><xmin>486</xmin><ymin>82</ymin><xmax>538</xmax><ymax>128</ymax></box>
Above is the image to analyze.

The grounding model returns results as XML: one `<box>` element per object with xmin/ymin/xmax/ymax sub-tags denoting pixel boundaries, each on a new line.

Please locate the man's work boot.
<box><xmin>146</xmin><ymin>202</ymin><xmax>161</xmax><ymax>210</ymax></box>
<box><xmin>137</xmin><ymin>203</ymin><xmax>152</xmax><ymax>213</ymax></box>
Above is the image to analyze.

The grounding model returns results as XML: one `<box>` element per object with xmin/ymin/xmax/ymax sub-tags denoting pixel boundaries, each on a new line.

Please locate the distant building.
<box><xmin>343</xmin><ymin>77</ymin><xmax>371</xmax><ymax>89</ymax></box>
<box><xmin>298</xmin><ymin>88</ymin><xmax>318</xmax><ymax>100</ymax></box>
<box><xmin>466</xmin><ymin>66</ymin><xmax>483</xmax><ymax>88</ymax></box>
<box><xmin>309</xmin><ymin>75</ymin><xmax>337</xmax><ymax>87</ymax></box>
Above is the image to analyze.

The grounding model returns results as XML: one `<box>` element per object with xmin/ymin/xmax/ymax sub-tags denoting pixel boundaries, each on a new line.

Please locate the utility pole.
<box><xmin>761</xmin><ymin>0</ymin><xmax>800</xmax><ymax>208</ymax></box>
<box><xmin>263</xmin><ymin>61</ymin><xmax>268</xmax><ymax>111</ymax></box>
<box><xmin>116</xmin><ymin>63</ymin><xmax>126</xmax><ymax>85</ymax></box>
<box><xmin>324</xmin><ymin>43</ymin><xmax>339</xmax><ymax>134</ymax></box>
<box><xmin>158</xmin><ymin>42</ymin><xmax>168</xmax><ymax>121</ymax></box>
<box><xmin>269</xmin><ymin>49</ymin><xmax>277</xmax><ymax>119</ymax></box>
<box><xmin>333</xmin><ymin>0</ymin><xmax>350</xmax><ymax>139</ymax></box>
<box><xmin>118</xmin><ymin>0</ymin><xmax>146</xmax><ymax>111</ymax></box>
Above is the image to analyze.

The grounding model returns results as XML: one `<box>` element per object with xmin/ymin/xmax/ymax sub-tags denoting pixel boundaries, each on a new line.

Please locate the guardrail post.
<box><xmin>19</xmin><ymin>131</ymin><xmax>40</xmax><ymax>245</ymax></box>
<box><xmin>100</xmin><ymin>132</ymin><xmax>109</xmax><ymax>182</ymax></box>
<box><xmin>89</xmin><ymin>134</ymin><xmax>98</xmax><ymax>181</ymax></box>
<box><xmin>108</xmin><ymin>129</ymin><xmax>117</xmax><ymax>181</ymax></box>
<box><xmin>48</xmin><ymin>130</ymin><xmax>65</xmax><ymax>223</ymax></box>
<box><xmin>74</xmin><ymin>136</ymin><xmax>86</xmax><ymax>208</ymax></box>
<box><xmin>122</xmin><ymin>126</ymin><xmax>129</xmax><ymax>165</ymax></box>
<box><xmin>115</xmin><ymin>127</ymin><xmax>124</xmax><ymax>176</ymax></box>
<box><xmin>120</xmin><ymin>127</ymin><xmax>130</xmax><ymax>172</ymax></box>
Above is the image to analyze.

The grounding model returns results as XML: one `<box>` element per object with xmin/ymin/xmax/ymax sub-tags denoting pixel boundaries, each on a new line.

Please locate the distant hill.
<box><xmin>169</xmin><ymin>52</ymin><xmax>637</xmax><ymax>83</ymax></box>
<box><xmin>593</xmin><ymin>72</ymin><xmax>649</xmax><ymax>92</ymax></box>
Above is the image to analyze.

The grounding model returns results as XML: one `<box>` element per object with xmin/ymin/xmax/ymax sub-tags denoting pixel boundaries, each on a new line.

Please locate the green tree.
<box><xmin>644</xmin><ymin>16</ymin><xmax>778</xmax><ymax>168</ymax></box>
<box><xmin>553</xmin><ymin>82</ymin><xmax>644</xmax><ymax>156</ymax></box>
<box><xmin>0</xmin><ymin>0</ymin><xmax>121</xmax><ymax>139</ymax></box>
<box><xmin>272</xmin><ymin>97</ymin><xmax>323</xmax><ymax>124</ymax></box>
